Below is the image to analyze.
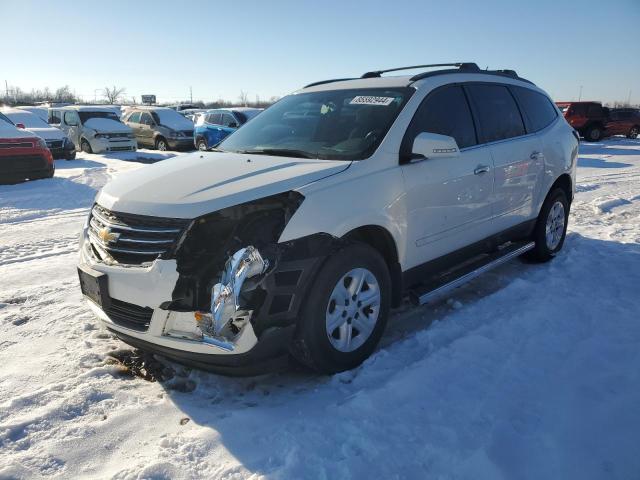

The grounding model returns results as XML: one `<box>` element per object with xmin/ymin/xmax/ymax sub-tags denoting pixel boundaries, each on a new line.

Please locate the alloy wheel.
<box><xmin>545</xmin><ymin>201</ymin><xmax>565</xmax><ymax>250</ymax></box>
<box><xmin>325</xmin><ymin>268</ymin><xmax>381</xmax><ymax>353</ymax></box>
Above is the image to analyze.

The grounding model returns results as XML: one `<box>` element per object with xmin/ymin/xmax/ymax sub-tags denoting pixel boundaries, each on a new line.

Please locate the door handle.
<box><xmin>530</xmin><ymin>151</ymin><xmax>543</xmax><ymax>160</ymax></box>
<box><xmin>474</xmin><ymin>165</ymin><xmax>490</xmax><ymax>175</ymax></box>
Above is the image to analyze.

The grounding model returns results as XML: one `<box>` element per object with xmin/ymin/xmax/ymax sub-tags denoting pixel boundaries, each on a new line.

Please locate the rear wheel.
<box><xmin>80</xmin><ymin>139</ymin><xmax>92</xmax><ymax>154</ymax></box>
<box><xmin>291</xmin><ymin>243</ymin><xmax>391</xmax><ymax>374</ymax></box>
<box><xmin>526</xmin><ymin>188</ymin><xmax>569</xmax><ymax>262</ymax></box>
<box><xmin>155</xmin><ymin>137</ymin><xmax>168</xmax><ymax>151</ymax></box>
<box><xmin>584</xmin><ymin>125</ymin><xmax>602</xmax><ymax>142</ymax></box>
<box><xmin>628</xmin><ymin>126</ymin><xmax>639</xmax><ymax>139</ymax></box>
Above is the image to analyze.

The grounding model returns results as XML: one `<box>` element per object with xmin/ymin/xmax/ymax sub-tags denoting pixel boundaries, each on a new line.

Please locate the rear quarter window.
<box><xmin>511</xmin><ymin>86</ymin><xmax>558</xmax><ymax>132</ymax></box>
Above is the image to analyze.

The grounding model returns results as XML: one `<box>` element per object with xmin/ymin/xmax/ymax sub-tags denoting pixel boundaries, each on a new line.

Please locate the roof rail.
<box><xmin>303</xmin><ymin>78</ymin><xmax>357</xmax><ymax>88</ymax></box>
<box><xmin>362</xmin><ymin>63</ymin><xmax>479</xmax><ymax>79</ymax></box>
<box><xmin>410</xmin><ymin>66</ymin><xmax>535</xmax><ymax>85</ymax></box>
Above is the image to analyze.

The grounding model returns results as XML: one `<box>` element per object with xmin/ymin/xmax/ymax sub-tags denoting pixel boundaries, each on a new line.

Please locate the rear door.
<box><xmin>401</xmin><ymin>85</ymin><xmax>495</xmax><ymax>266</ymax></box>
<box><xmin>126</xmin><ymin>111</ymin><xmax>143</xmax><ymax>142</ymax></box>
<box><xmin>465</xmin><ymin>83</ymin><xmax>544</xmax><ymax>232</ymax></box>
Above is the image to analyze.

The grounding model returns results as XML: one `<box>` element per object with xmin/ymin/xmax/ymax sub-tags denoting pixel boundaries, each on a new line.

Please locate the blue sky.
<box><xmin>5</xmin><ymin>0</ymin><xmax>639</xmax><ymax>104</ymax></box>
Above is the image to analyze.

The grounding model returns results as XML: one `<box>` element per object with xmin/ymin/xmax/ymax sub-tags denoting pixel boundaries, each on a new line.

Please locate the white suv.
<box><xmin>78</xmin><ymin>63</ymin><xmax>578</xmax><ymax>375</ymax></box>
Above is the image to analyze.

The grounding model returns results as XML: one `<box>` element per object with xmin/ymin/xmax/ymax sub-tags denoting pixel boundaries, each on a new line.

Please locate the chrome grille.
<box><xmin>88</xmin><ymin>205</ymin><xmax>190</xmax><ymax>264</ymax></box>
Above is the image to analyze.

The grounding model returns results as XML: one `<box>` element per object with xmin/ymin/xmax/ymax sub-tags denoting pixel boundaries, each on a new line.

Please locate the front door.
<box><xmin>139</xmin><ymin>112</ymin><xmax>155</xmax><ymax>146</ymax></box>
<box><xmin>63</xmin><ymin>110</ymin><xmax>81</xmax><ymax>145</ymax></box>
<box><xmin>401</xmin><ymin>85</ymin><xmax>495</xmax><ymax>268</ymax></box>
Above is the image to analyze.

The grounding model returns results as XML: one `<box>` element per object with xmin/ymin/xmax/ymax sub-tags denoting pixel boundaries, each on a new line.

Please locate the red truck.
<box><xmin>556</xmin><ymin>101</ymin><xmax>609</xmax><ymax>141</ymax></box>
<box><xmin>0</xmin><ymin>111</ymin><xmax>54</xmax><ymax>184</ymax></box>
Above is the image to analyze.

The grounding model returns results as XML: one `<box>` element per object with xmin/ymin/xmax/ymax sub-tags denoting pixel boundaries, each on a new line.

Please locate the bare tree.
<box><xmin>103</xmin><ymin>86</ymin><xmax>126</xmax><ymax>104</ymax></box>
<box><xmin>238</xmin><ymin>90</ymin><xmax>249</xmax><ymax>107</ymax></box>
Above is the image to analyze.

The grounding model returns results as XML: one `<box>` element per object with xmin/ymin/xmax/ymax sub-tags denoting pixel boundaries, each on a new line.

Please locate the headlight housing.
<box><xmin>35</xmin><ymin>138</ymin><xmax>48</xmax><ymax>149</ymax></box>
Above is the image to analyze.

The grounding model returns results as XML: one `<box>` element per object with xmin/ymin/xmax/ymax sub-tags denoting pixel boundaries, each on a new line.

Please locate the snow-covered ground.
<box><xmin>1</xmin><ymin>141</ymin><xmax>639</xmax><ymax>479</ymax></box>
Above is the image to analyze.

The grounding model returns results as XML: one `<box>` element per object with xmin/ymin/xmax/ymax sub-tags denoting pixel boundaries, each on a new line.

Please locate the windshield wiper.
<box><xmin>235</xmin><ymin>148</ymin><xmax>316</xmax><ymax>159</ymax></box>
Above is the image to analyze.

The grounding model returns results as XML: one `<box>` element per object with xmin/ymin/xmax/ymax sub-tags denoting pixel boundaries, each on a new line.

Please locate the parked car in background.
<box><xmin>556</xmin><ymin>101</ymin><xmax>609</xmax><ymax>141</ymax></box>
<box><xmin>49</xmin><ymin>106</ymin><xmax>136</xmax><ymax>153</ymax></box>
<box><xmin>16</xmin><ymin>106</ymin><xmax>49</xmax><ymax>122</ymax></box>
<box><xmin>606</xmin><ymin>108</ymin><xmax>640</xmax><ymax>139</ymax></box>
<box><xmin>170</xmin><ymin>104</ymin><xmax>199</xmax><ymax>113</ymax></box>
<box><xmin>180</xmin><ymin>108</ymin><xmax>207</xmax><ymax>122</ymax></box>
<box><xmin>0</xmin><ymin>112</ymin><xmax>54</xmax><ymax>183</ymax></box>
<box><xmin>122</xmin><ymin>107</ymin><xmax>194</xmax><ymax>151</ymax></box>
<box><xmin>193</xmin><ymin>107</ymin><xmax>262</xmax><ymax>150</ymax></box>
<box><xmin>2</xmin><ymin>108</ymin><xmax>75</xmax><ymax>160</ymax></box>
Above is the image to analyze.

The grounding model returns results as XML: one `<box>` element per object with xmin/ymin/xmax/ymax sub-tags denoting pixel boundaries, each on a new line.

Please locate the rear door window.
<box><xmin>465</xmin><ymin>84</ymin><xmax>526</xmax><ymax>143</ymax></box>
<box><xmin>511</xmin><ymin>86</ymin><xmax>558</xmax><ymax>132</ymax></box>
<box><xmin>128</xmin><ymin>112</ymin><xmax>141</xmax><ymax>123</ymax></box>
<box><xmin>404</xmin><ymin>85</ymin><xmax>477</xmax><ymax>150</ymax></box>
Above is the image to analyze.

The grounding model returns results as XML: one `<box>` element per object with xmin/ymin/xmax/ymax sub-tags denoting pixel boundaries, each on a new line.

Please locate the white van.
<box><xmin>49</xmin><ymin>106</ymin><xmax>136</xmax><ymax>154</ymax></box>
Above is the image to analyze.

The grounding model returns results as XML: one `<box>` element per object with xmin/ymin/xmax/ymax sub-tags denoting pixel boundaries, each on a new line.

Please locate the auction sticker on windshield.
<box><xmin>350</xmin><ymin>96</ymin><xmax>395</xmax><ymax>106</ymax></box>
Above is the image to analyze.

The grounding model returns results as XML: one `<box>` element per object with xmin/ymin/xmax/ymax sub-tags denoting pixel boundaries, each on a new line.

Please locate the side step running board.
<box><xmin>409</xmin><ymin>241</ymin><xmax>535</xmax><ymax>305</ymax></box>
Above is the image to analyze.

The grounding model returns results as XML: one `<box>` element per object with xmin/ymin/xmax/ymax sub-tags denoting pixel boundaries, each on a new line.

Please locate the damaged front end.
<box><xmin>164</xmin><ymin>246</ymin><xmax>269</xmax><ymax>351</ymax></box>
<box><xmin>158</xmin><ymin>190</ymin><xmax>345</xmax><ymax>357</ymax></box>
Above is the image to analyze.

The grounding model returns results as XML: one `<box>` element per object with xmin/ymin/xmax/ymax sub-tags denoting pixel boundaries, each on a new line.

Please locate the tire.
<box><xmin>290</xmin><ymin>243</ymin><xmax>391</xmax><ymax>374</ymax></box>
<box><xmin>584</xmin><ymin>125</ymin><xmax>602</xmax><ymax>142</ymax></box>
<box><xmin>80</xmin><ymin>139</ymin><xmax>92</xmax><ymax>154</ymax></box>
<box><xmin>627</xmin><ymin>126</ymin><xmax>639</xmax><ymax>139</ymax></box>
<box><xmin>196</xmin><ymin>137</ymin><xmax>208</xmax><ymax>151</ymax></box>
<box><xmin>155</xmin><ymin>137</ymin><xmax>168</xmax><ymax>151</ymax></box>
<box><xmin>525</xmin><ymin>188</ymin><xmax>570</xmax><ymax>262</ymax></box>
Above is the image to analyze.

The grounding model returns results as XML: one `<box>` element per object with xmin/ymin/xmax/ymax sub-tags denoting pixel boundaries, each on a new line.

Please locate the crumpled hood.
<box><xmin>27</xmin><ymin>127</ymin><xmax>66</xmax><ymax>141</ymax></box>
<box><xmin>97</xmin><ymin>151</ymin><xmax>351</xmax><ymax>218</ymax></box>
<box><xmin>83</xmin><ymin>118</ymin><xmax>132</xmax><ymax>134</ymax></box>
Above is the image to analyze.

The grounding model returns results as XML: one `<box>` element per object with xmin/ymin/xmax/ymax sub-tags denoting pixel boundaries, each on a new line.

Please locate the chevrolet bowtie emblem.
<box><xmin>98</xmin><ymin>227</ymin><xmax>120</xmax><ymax>244</ymax></box>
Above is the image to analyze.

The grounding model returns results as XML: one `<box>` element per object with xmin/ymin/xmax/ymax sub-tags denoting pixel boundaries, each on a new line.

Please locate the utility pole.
<box><xmin>578</xmin><ymin>85</ymin><xmax>583</xmax><ymax>101</ymax></box>
<box><xmin>627</xmin><ymin>89</ymin><xmax>632</xmax><ymax>105</ymax></box>
<box><xmin>189</xmin><ymin>86</ymin><xmax>193</xmax><ymax>103</ymax></box>
<box><xmin>4</xmin><ymin>80</ymin><xmax>8</xmax><ymax>99</ymax></box>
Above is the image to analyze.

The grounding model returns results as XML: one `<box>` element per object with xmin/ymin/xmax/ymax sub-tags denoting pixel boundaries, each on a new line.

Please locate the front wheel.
<box><xmin>291</xmin><ymin>243</ymin><xmax>391</xmax><ymax>374</ymax></box>
<box><xmin>628</xmin><ymin>126</ymin><xmax>639</xmax><ymax>139</ymax></box>
<box><xmin>196</xmin><ymin>137</ymin><xmax>208</xmax><ymax>151</ymax></box>
<box><xmin>80</xmin><ymin>139</ymin><xmax>92</xmax><ymax>154</ymax></box>
<box><xmin>526</xmin><ymin>188</ymin><xmax>570</xmax><ymax>262</ymax></box>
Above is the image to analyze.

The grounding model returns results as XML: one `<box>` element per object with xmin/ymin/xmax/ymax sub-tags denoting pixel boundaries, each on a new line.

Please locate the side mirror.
<box><xmin>228</xmin><ymin>122</ymin><xmax>238</xmax><ymax>129</ymax></box>
<box><xmin>407</xmin><ymin>132</ymin><xmax>460</xmax><ymax>162</ymax></box>
<box><xmin>16</xmin><ymin>123</ymin><xmax>25</xmax><ymax>129</ymax></box>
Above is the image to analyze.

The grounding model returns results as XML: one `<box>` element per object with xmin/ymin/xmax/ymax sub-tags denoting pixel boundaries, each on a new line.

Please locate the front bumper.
<box><xmin>79</xmin><ymin>236</ymin><xmax>292</xmax><ymax>374</ymax></box>
<box><xmin>167</xmin><ymin>137</ymin><xmax>194</xmax><ymax>150</ymax></box>
<box><xmin>89</xmin><ymin>138</ymin><xmax>137</xmax><ymax>153</ymax></box>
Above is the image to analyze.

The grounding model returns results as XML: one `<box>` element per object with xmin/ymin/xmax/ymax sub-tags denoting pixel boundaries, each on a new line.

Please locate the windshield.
<box><xmin>0</xmin><ymin>112</ymin><xmax>13</xmax><ymax>125</ymax></box>
<box><xmin>218</xmin><ymin>88</ymin><xmax>413</xmax><ymax>160</ymax></box>
<box><xmin>78</xmin><ymin>111</ymin><xmax>120</xmax><ymax>123</ymax></box>
<box><xmin>152</xmin><ymin>109</ymin><xmax>194</xmax><ymax>130</ymax></box>
<box><xmin>5</xmin><ymin>111</ymin><xmax>49</xmax><ymax>128</ymax></box>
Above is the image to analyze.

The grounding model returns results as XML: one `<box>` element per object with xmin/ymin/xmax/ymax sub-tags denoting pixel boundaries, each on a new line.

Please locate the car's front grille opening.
<box><xmin>0</xmin><ymin>154</ymin><xmax>47</xmax><ymax>174</ymax></box>
<box><xmin>88</xmin><ymin>204</ymin><xmax>190</xmax><ymax>265</ymax></box>
<box><xmin>104</xmin><ymin>297</ymin><xmax>153</xmax><ymax>331</ymax></box>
